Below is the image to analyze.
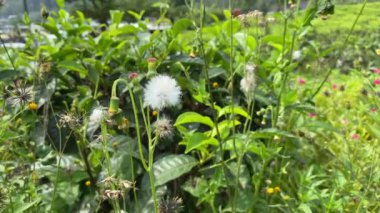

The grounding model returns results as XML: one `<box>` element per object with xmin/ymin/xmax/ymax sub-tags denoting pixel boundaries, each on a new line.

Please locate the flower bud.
<box><xmin>108</xmin><ymin>97</ymin><xmax>120</xmax><ymax>115</ymax></box>
<box><xmin>147</xmin><ymin>57</ymin><xmax>158</xmax><ymax>78</ymax></box>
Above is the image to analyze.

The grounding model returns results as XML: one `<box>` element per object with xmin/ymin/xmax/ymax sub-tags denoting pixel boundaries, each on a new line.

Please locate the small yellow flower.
<box><xmin>376</xmin><ymin>49</ymin><xmax>380</xmax><ymax>55</ymax></box>
<box><xmin>85</xmin><ymin>180</ymin><xmax>91</xmax><ymax>187</ymax></box>
<box><xmin>266</xmin><ymin>187</ymin><xmax>275</xmax><ymax>194</ymax></box>
<box><xmin>274</xmin><ymin>186</ymin><xmax>281</xmax><ymax>193</ymax></box>
<box><xmin>28</xmin><ymin>102</ymin><xmax>38</xmax><ymax>110</ymax></box>
<box><xmin>152</xmin><ymin>110</ymin><xmax>158</xmax><ymax>117</ymax></box>
<box><xmin>212</xmin><ymin>82</ymin><xmax>219</xmax><ymax>89</ymax></box>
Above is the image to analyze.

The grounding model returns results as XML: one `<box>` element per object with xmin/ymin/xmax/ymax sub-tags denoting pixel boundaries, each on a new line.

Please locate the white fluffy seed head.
<box><xmin>154</xmin><ymin>117</ymin><xmax>173</xmax><ymax>138</ymax></box>
<box><xmin>240</xmin><ymin>63</ymin><xmax>256</xmax><ymax>95</ymax></box>
<box><xmin>89</xmin><ymin>107</ymin><xmax>106</xmax><ymax>126</ymax></box>
<box><xmin>143</xmin><ymin>75</ymin><xmax>181</xmax><ymax>110</ymax></box>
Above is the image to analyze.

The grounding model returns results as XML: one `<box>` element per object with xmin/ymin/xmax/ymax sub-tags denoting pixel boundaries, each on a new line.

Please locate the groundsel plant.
<box><xmin>108</xmin><ymin>73</ymin><xmax>181</xmax><ymax>213</ymax></box>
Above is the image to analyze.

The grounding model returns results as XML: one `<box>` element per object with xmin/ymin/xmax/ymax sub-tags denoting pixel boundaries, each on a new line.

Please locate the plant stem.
<box><xmin>309</xmin><ymin>0</ymin><xmax>367</xmax><ymax>100</ymax></box>
<box><xmin>111</xmin><ymin>78</ymin><xmax>159</xmax><ymax>212</ymax></box>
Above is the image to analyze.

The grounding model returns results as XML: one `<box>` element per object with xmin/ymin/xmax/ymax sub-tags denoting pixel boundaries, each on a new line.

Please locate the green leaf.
<box><xmin>0</xmin><ymin>69</ymin><xmax>18</xmax><ymax>80</ymax></box>
<box><xmin>55</xmin><ymin>0</ymin><xmax>65</xmax><ymax>8</ymax></box>
<box><xmin>209</xmin><ymin>67</ymin><xmax>227</xmax><ymax>78</ymax></box>
<box><xmin>298</xmin><ymin>204</ymin><xmax>313</xmax><ymax>213</ymax></box>
<box><xmin>152</xmin><ymin>2</ymin><xmax>169</xmax><ymax>9</ymax></box>
<box><xmin>58</xmin><ymin>61</ymin><xmax>88</xmax><ymax>77</ymax></box>
<box><xmin>173</xmin><ymin>18</ymin><xmax>193</xmax><ymax>37</ymax></box>
<box><xmin>15</xmin><ymin>198</ymin><xmax>41</xmax><ymax>213</ymax></box>
<box><xmin>218</xmin><ymin>105</ymin><xmax>251</xmax><ymax>119</ymax></box>
<box><xmin>23</xmin><ymin>12</ymin><xmax>30</xmax><ymax>25</ymax></box>
<box><xmin>153</xmin><ymin>154</ymin><xmax>198</xmax><ymax>186</ymax></box>
<box><xmin>175</xmin><ymin>112</ymin><xmax>214</xmax><ymax>128</ymax></box>
<box><xmin>184</xmin><ymin>133</ymin><xmax>218</xmax><ymax>153</ymax></box>
<box><xmin>234</xmin><ymin>32</ymin><xmax>257</xmax><ymax>50</ymax></box>
<box><xmin>302</xmin><ymin>0</ymin><xmax>318</xmax><ymax>27</ymax></box>
<box><xmin>110</xmin><ymin>10</ymin><xmax>125</xmax><ymax>25</ymax></box>
<box><xmin>251</xmin><ymin>128</ymin><xmax>297</xmax><ymax>140</ymax></box>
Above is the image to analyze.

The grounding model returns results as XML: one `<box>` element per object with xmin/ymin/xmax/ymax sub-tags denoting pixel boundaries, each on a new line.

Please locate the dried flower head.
<box><xmin>154</xmin><ymin>117</ymin><xmax>173</xmax><ymax>138</ymax></box>
<box><xmin>240</xmin><ymin>63</ymin><xmax>256</xmax><ymax>96</ymax></box>
<box><xmin>159</xmin><ymin>196</ymin><xmax>183</xmax><ymax>213</ymax></box>
<box><xmin>236</xmin><ymin>10</ymin><xmax>263</xmax><ymax>26</ymax></box>
<box><xmin>143</xmin><ymin>75</ymin><xmax>181</xmax><ymax>110</ymax></box>
<box><xmin>6</xmin><ymin>80</ymin><xmax>33</xmax><ymax>106</ymax></box>
<box><xmin>40</xmin><ymin>62</ymin><xmax>51</xmax><ymax>73</ymax></box>
<box><xmin>58</xmin><ymin>112</ymin><xmax>80</xmax><ymax>129</ymax></box>
<box><xmin>119</xmin><ymin>180</ymin><xmax>135</xmax><ymax>190</ymax></box>
<box><xmin>98</xmin><ymin>176</ymin><xmax>117</xmax><ymax>188</ymax></box>
<box><xmin>102</xmin><ymin>190</ymin><xmax>123</xmax><ymax>200</ymax></box>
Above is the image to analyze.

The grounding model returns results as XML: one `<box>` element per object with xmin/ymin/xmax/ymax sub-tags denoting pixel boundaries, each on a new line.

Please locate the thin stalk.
<box><xmin>111</xmin><ymin>79</ymin><xmax>158</xmax><ymax>212</ymax></box>
<box><xmin>0</xmin><ymin>36</ymin><xmax>17</xmax><ymax>70</ymax></box>
<box><xmin>111</xmin><ymin>79</ymin><xmax>149</xmax><ymax>171</ymax></box>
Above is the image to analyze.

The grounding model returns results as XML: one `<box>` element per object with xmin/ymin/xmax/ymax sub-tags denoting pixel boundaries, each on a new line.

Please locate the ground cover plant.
<box><xmin>0</xmin><ymin>0</ymin><xmax>379</xmax><ymax>212</ymax></box>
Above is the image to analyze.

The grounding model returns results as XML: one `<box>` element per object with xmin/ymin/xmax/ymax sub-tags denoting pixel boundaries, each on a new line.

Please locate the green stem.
<box><xmin>111</xmin><ymin>79</ymin><xmax>149</xmax><ymax>171</ymax></box>
<box><xmin>111</xmin><ymin>78</ymin><xmax>158</xmax><ymax>212</ymax></box>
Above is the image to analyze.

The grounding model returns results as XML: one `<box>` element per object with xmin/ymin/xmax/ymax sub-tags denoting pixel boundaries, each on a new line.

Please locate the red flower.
<box><xmin>308</xmin><ymin>112</ymin><xmax>317</xmax><ymax>118</ymax></box>
<box><xmin>371</xmin><ymin>108</ymin><xmax>377</xmax><ymax>112</ymax></box>
<box><xmin>351</xmin><ymin>134</ymin><xmax>360</xmax><ymax>140</ymax></box>
<box><xmin>332</xmin><ymin>84</ymin><xmax>337</xmax><ymax>90</ymax></box>
<box><xmin>374</xmin><ymin>78</ymin><xmax>380</xmax><ymax>85</ymax></box>
<box><xmin>373</xmin><ymin>68</ymin><xmax>380</xmax><ymax>74</ymax></box>
<box><xmin>298</xmin><ymin>78</ymin><xmax>306</xmax><ymax>85</ymax></box>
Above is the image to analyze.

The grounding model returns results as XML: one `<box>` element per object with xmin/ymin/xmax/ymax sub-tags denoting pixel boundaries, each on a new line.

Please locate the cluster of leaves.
<box><xmin>0</xmin><ymin>0</ymin><xmax>379</xmax><ymax>212</ymax></box>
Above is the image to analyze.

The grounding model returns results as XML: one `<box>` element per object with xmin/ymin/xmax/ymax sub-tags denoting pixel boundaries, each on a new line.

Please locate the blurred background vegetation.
<box><xmin>1</xmin><ymin>0</ymin><xmax>379</xmax><ymax>23</ymax></box>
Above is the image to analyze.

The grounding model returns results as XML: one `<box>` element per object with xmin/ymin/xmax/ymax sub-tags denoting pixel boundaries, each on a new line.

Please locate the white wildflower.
<box><xmin>143</xmin><ymin>75</ymin><xmax>181</xmax><ymax>110</ymax></box>
<box><xmin>240</xmin><ymin>63</ymin><xmax>256</xmax><ymax>95</ymax></box>
<box><xmin>154</xmin><ymin>117</ymin><xmax>173</xmax><ymax>138</ymax></box>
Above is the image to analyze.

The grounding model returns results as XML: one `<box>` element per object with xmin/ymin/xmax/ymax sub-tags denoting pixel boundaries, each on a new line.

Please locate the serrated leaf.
<box><xmin>175</xmin><ymin>112</ymin><xmax>214</xmax><ymax>128</ymax></box>
<box><xmin>153</xmin><ymin>154</ymin><xmax>197</xmax><ymax>186</ymax></box>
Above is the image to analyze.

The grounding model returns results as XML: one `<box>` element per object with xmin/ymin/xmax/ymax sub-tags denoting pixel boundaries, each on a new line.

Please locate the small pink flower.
<box><xmin>351</xmin><ymin>134</ymin><xmax>360</xmax><ymax>140</ymax></box>
<box><xmin>308</xmin><ymin>112</ymin><xmax>317</xmax><ymax>118</ymax></box>
<box><xmin>298</xmin><ymin>78</ymin><xmax>306</xmax><ymax>85</ymax></box>
<box><xmin>128</xmin><ymin>72</ymin><xmax>139</xmax><ymax>80</ymax></box>
<box><xmin>332</xmin><ymin>84</ymin><xmax>337</xmax><ymax>90</ymax></box>
<box><xmin>373</xmin><ymin>68</ymin><xmax>380</xmax><ymax>74</ymax></box>
<box><xmin>374</xmin><ymin>78</ymin><xmax>380</xmax><ymax>85</ymax></box>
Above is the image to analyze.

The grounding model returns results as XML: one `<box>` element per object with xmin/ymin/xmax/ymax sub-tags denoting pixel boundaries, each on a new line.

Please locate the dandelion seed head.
<box><xmin>89</xmin><ymin>106</ymin><xmax>106</xmax><ymax>125</ymax></box>
<box><xmin>154</xmin><ymin>117</ymin><xmax>173</xmax><ymax>138</ymax></box>
<box><xmin>240</xmin><ymin>63</ymin><xmax>256</xmax><ymax>95</ymax></box>
<box><xmin>159</xmin><ymin>196</ymin><xmax>183</xmax><ymax>213</ymax></box>
<box><xmin>143</xmin><ymin>75</ymin><xmax>181</xmax><ymax>110</ymax></box>
<box><xmin>59</xmin><ymin>112</ymin><xmax>80</xmax><ymax>129</ymax></box>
